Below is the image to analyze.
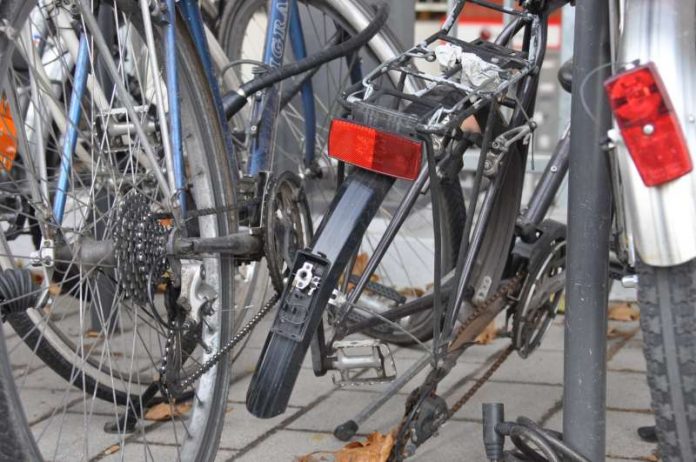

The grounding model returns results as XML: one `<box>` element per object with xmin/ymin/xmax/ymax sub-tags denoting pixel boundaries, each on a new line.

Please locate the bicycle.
<box><xmin>0</xmin><ymin>0</ymin><xmax>393</xmax><ymax>459</ymax></box>
<box><xmin>215</xmin><ymin>0</ymin><xmax>457</xmax><ymax>347</ymax></box>
<box><xmin>245</xmin><ymin>0</ymin><xmax>696</xmax><ymax>460</ymax></box>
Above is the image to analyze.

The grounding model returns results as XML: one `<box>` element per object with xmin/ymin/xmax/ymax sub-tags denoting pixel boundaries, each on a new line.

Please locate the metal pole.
<box><xmin>563</xmin><ymin>1</ymin><xmax>612</xmax><ymax>460</ymax></box>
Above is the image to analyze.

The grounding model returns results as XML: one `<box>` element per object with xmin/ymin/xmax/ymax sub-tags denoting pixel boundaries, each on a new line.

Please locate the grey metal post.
<box><xmin>563</xmin><ymin>1</ymin><xmax>612</xmax><ymax>460</ymax></box>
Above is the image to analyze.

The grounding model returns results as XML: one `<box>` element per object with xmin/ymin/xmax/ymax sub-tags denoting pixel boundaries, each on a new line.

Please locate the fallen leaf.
<box><xmin>144</xmin><ymin>402</ymin><xmax>192</xmax><ymax>422</ymax></box>
<box><xmin>608</xmin><ymin>301</ymin><xmax>639</xmax><ymax>322</ymax></box>
<box><xmin>475</xmin><ymin>321</ymin><xmax>497</xmax><ymax>345</ymax></box>
<box><xmin>84</xmin><ymin>330</ymin><xmax>101</xmax><ymax>339</ymax></box>
<box><xmin>103</xmin><ymin>444</ymin><xmax>120</xmax><ymax>455</ymax></box>
<box><xmin>48</xmin><ymin>283</ymin><xmax>61</xmax><ymax>296</ymax></box>
<box><xmin>297</xmin><ymin>432</ymin><xmax>394</xmax><ymax>462</ymax></box>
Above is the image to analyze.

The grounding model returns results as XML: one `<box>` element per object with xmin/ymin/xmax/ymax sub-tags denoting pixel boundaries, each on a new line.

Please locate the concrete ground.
<box><xmin>5</xmin><ymin>295</ymin><xmax>658</xmax><ymax>461</ymax></box>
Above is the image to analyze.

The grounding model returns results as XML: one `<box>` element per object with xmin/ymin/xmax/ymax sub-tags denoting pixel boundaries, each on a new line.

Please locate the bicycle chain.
<box><xmin>392</xmin><ymin>272</ymin><xmax>525</xmax><ymax>459</ymax></box>
<box><xmin>183</xmin><ymin>199</ymin><xmax>260</xmax><ymax>221</ymax></box>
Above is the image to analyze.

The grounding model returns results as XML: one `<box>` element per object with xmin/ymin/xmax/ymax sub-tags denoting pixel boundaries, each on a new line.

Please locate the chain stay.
<box><xmin>393</xmin><ymin>272</ymin><xmax>525</xmax><ymax>458</ymax></box>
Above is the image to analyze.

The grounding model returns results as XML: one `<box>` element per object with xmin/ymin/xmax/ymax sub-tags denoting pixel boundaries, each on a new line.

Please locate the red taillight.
<box><xmin>605</xmin><ymin>63</ymin><xmax>692</xmax><ymax>186</ymax></box>
<box><xmin>328</xmin><ymin>119</ymin><xmax>422</xmax><ymax>181</ymax></box>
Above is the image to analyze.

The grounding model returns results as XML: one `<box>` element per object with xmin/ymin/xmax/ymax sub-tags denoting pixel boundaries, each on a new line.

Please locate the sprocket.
<box><xmin>262</xmin><ymin>171</ymin><xmax>313</xmax><ymax>292</ymax></box>
<box><xmin>113</xmin><ymin>191</ymin><xmax>169</xmax><ymax>305</ymax></box>
<box><xmin>511</xmin><ymin>219</ymin><xmax>566</xmax><ymax>358</ymax></box>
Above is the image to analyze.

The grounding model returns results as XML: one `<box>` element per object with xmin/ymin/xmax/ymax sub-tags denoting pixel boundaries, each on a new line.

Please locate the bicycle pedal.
<box><xmin>329</xmin><ymin>339</ymin><xmax>396</xmax><ymax>387</ymax></box>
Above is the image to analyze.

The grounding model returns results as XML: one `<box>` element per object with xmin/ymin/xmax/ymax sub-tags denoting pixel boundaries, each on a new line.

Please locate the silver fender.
<box><xmin>615</xmin><ymin>0</ymin><xmax>696</xmax><ymax>266</ymax></box>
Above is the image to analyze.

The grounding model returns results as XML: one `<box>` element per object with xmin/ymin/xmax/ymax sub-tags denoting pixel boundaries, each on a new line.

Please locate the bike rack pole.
<box><xmin>563</xmin><ymin>1</ymin><xmax>612</xmax><ymax>460</ymax></box>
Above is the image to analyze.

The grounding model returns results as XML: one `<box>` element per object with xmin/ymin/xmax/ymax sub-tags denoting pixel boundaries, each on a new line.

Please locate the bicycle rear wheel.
<box><xmin>218</xmin><ymin>0</ymin><xmax>465</xmax><ymax>344</ymax></box>
<box><xmin>0</xmin><ymin>1</ymin><xmax>235</xmax><ymax>459</ymax></box>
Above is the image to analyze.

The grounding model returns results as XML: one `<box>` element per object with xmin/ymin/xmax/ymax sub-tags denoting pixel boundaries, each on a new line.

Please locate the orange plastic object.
<box><xmin>0</xmin><ymin>98</ymin><xmax>17</xmax><ymax>172</ymax></box>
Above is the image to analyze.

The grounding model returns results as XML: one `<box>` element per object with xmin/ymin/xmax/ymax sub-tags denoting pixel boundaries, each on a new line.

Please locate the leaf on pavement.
<box><xmin>608</xmin><ymin>301</ymin><xmax>639</xmax><ymax>322</ymax></box>
<box><xmin>144</xmin><ymin>402</ymin><xmax>192</xmax><ymax>422</ymax></box>
<box><xmin>103</xmin><ymin>444</ymin><xmax>120</xmax><ymax>455</ymax></box>
<box><xmin>297</xmin><ymin>432</ymin><xmax>394</xmax><ymax>462</ymax></box>
<box><xmin>475</xmin><ymin>320</ymin><xmax>497</xmax><ymax>344</ymax></box>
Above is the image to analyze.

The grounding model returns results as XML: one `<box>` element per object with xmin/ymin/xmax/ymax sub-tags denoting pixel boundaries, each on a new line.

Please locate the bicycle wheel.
<box><xmin>0</xmin><ymin>1</ymin><xmax>235</xmax><ymax>459</ymax></box>
<box><xmin>218</xmin><ymin>0</ymin><xmax>465</xmax><ymax>344</ymax></box>
<box><xmin>637</xmin><ymin>259</ymin><xmax>696</xmax><ymax>461</ymax></box>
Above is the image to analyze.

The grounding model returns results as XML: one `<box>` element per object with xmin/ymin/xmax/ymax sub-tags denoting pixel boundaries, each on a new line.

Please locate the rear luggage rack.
<box><xmin>339</xmin><ymin>0</ymin><xmax>541</xmax><ymax>136</ymax></box>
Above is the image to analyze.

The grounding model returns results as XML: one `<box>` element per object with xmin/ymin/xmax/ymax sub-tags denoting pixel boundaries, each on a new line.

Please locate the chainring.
<box><xmin>262</xmin><ymin>171</ymin><xmax>313</xmax><ymax>292</ymax></box>
<box><xmin>113</xmin><ymin>191</ymin><xmax>169</xmax><ymax>305</ymax></box>
<box><xmin>511</xmin><ymin>219</ymin><xmax>566</xmax><ymax>358</ymax></box>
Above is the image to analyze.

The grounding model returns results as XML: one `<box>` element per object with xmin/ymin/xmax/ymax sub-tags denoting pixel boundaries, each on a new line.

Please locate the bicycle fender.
<box><xmin>614</xmin><ymin>0</ymin><xmax>696</xmax><ymax>267</ymax></box>
<box><xmin>247</xmin><ymin>169</ymin><xmax>394</xmax><ymax>418</ymax></box>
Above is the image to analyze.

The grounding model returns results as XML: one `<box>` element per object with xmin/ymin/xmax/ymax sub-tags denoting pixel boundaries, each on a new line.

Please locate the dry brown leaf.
<box><xmin>297</xmin><ymin>432</ymin><xmax>394</xmax><ymax>462</ymax></box>
<box><xmin>144</xmin><ymin>402</ymin><xmax>192</xmax><ymax>422</ymax></box>
<box><xmin>103</xmin><ymin>444</ymin><xmax>120</xmax><ymax>455</ymax></box>
<box><xmin>84</xmin><ymin>329</ymin><xmax>101</xmax><ymax>339</ymax></box>
<box><xmin>340</xmin><ymin>253</ymin><xmax>380</xmax><ymax>289</ymax></box>
<box><xmin>640</xmin><ymin>454</ymin><xmax>659</xmax><ymax>462</ymax></box>
<box><xmin>48</xmin><ymin>283</ymin><xmax>61</xmax><ymax>296</ymax></box>
<box><xmin>475</xmin><ymin>320</ymin><xmax>497</xmax><ymax>344</ymax></box>
<box><xmin>608</xmin><ymin>302</ymin><xmax>640</xmax><ymax>322</ymax></box>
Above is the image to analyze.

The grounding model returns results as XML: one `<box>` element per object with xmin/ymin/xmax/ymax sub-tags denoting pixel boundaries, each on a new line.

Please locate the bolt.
<box><xmin>642</xmin><ymin>124</ymin><xmax>655</xmax><ymax>135</ymax></box>
<box><xmin>550</xmin><ymin>165</ymin><xmax>558</xmax><ymax>173</ymax></box>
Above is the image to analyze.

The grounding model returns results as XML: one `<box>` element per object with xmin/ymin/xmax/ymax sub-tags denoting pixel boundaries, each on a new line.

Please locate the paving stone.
<box><xmin>215</xmin><ymin>449</ymin><xmax>239</xmax><ymax>461</ymax></box>
<box><xmin>6</xmin><ymin>334</ymin><xmax>47</xmax><ymax>370</ymax></box>
<box><xmin>536</xmin><ymin>319</ymin><xmax>565</xmax><ymax>352</ymax></box>
<box><xmin>491</xmin><ymin>349</ymin><xmax>564</xmax><ymax>385</ymax></box>
<box><xmin>219</xmin><ymin>403</ymin><xmax>303</xmax><ymax>451</ymax></box>
<box><xmin>287</xmin><ymin>389</ymin><xmax>404</xmax><ymax>435</ymax></box>
<box><xmin>14</xmin><ymin>364</ymin><xmax>81</xmax><ymax>389</ymax></box>
<box><xmin>546</xmin><ymin>409</ymin><xmax>657</xmax><ymax>460</ymax></box>
<box><xmin>233</xmin><ymin>429</ymin><xmax>346</xmax><ymax>461</ymax></box>
<box><xmin>606</xmin><ymin>371</ymin><xmax>652</xmax><ymax>412</ymax></box>
<box><xmin>100</xmin><ymin>442</ymin><xmax>180</xmax><ymax>461</ymax></box>
<box><xmin>447</xmin><ymin>380</ymin><xmax>562</xmax><ymax>423</ymax></box>
<box><xmin>18</xmin><ymin>387</ymin><xmax>82</xmax><ymax>425</ymax></box>
<box><xmin>412</xmin><ymin>420</ymin><xmax>489</xmax><ymax>461</ymax></box>
<box><xmin>608</xmin><ymin>345</ymin><xmax>647</xmax><ymax>373</ymax></box>
<box><xmin>31</xmin><ymin>411</ymin><xmax>124</xmax><ymax>461</ymax></box>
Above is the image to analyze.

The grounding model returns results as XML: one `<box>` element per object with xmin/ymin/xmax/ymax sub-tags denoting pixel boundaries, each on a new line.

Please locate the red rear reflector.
<box><xmin>328</xmin><ymin>119</ymin><xmax>422</xmax><ymax>181</ymax></box>
<box><xmin>605</xmin><ymin>63</ymin><xmax>692</xmax><ymax>186</ymax></box>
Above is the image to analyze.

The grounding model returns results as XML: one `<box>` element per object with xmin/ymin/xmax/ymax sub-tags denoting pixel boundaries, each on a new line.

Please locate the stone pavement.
<box><xmin>6</xmin><ymin>296</ymin><xmax>658</xmax><ymax>461</ymax></box>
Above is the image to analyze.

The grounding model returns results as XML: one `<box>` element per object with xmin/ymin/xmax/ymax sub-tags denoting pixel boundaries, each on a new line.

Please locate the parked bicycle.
<box><xmin>0</xmin><ymin>0</ymin><xmax>394</xmax><ymax>459</ymax></box>
<box><xmin>244</xmin><ymin>0</ymin><xmax>696</xmax><ymax>460</ymax></box>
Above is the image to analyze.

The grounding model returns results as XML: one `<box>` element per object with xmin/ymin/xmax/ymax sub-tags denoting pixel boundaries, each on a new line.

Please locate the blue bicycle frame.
<box><xmin>53</xmin><ymin>0</ymin><xmax>336</xmax><ymax>223</ymax></box>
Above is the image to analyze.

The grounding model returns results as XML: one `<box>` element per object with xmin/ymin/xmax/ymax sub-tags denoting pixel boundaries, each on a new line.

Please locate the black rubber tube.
<box><xmin>222</xmin><ymin>2</ymin><xmax>389</xmax><ymax>118</ymax></box>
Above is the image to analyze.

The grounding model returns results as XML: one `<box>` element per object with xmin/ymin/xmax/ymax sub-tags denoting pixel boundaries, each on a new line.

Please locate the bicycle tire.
<box><xmin>0</xmin><ymin>1</ymin><xmax>236</xmax><ymax>459</ymax></box>
<box><xmin>637</xmin><ymin>259</ymin><xmax>696</xmax><ymax>462</ymax></box>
